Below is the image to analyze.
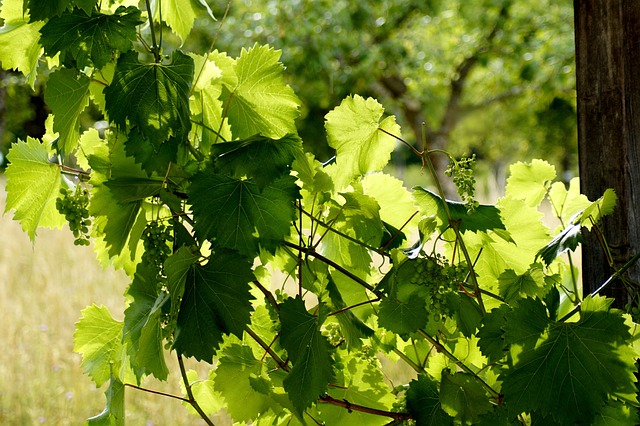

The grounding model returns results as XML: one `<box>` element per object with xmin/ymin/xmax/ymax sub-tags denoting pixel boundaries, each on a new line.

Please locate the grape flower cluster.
<box><xmin>141</xmin><ymin>221</ymin><xmax>173</xmax><ymax>273</ymax></box>
<box><xmin>445</xmin><ymin>154</ymin><xmax>479</xmax><ymax>213</ymax></box>
<box><xmin>56</xmin><ymin>186</ymin><xmax>91</xmax><ymax>246</ymax></box>
<box><xmin>409</xmin><ymin>255</ymin><xmax>468</xmax><ymax>321</ymax></box>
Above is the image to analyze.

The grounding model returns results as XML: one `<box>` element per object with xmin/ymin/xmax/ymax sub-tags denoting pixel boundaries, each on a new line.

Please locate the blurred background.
<box><xmin>0</xmin><ymin>0</ymin><xmax>575</xmax><ymax>423</ymax></box>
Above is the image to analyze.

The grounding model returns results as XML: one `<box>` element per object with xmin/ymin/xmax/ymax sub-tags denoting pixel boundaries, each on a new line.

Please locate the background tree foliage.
<box><xmin>204</xmin><ymin>0</ymin><xmax>576</xmax><ymax>179</ymax></box>
<box><xmin>0</xmin><ymin>0</ymin><xmax>576</xmax><ymax>186</ymax></box>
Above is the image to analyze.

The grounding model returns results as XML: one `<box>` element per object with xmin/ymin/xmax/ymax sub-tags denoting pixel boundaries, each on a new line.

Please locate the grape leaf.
<box><xmin>377</xmin><ymin>296</ymin><xmax>429</xmax><ymax>335</ymax></box>
<box><xmin>39</xmin><ymin>6</ymin><xmax>142</xmax><ymax>70</ymax></box>
<box><xmin>501</xmin><ymin>296</ymin><xmax>637</xmax><ymax>424</ymax></box>
<box><xmin>173</xmin><ymin>249</ymin><xmax>255</xmax><ymax>362</ymax></box>
<box><xmin>455</xmin><ymin>296</ymin><xmax>483</xmax><ymax>338</ymax></box>
<box><xmin>498</xmin><ymin>267</ymin><xmax>547</xmax><ymax>303</ymax></box>
<box><xmin>325</xmin><ymin>95</ymin><xmax>400</xmax><ymax>186</ymax></box>
<box><xmin>535</xmin><ymin>224</ymin><xmax>582</xmax><ymax>266</ymax></box>
<box><xmin>413</xmin><ymin>187</ymin><xmax>505</xmax><ymax>233</ymax></box>
<box><xmin>123</xmin><ymin>128</ymin><xmax>180</xmax><ymax>176</ymax></box>
<box><xmin>547</xmin><ymin>178</ymin><xmax>591</xmax><ymax>225</ymax></box>
<box><xmin>189</xmin><ymin>170</ymin><xmax>300</xmax><ymax>257</ymax></box>
<box><xmin>105</xmin><ymin>50</ymin><xmax>194</xmax><ymax>143</ymax></box>
<box><xmin>211</xmin><ymin>134</ymin><xmax>303</xmax><ymax>189</ymax></box>
<box><xmin>165</xmin><ymin>246</ymin><xmax>199</xmax><ymax>322</ymax></box>
<box><xmin>180</xmin><ymin>370</ymin><xmax>225</xmax><ymax>417</ymax></box>
<box><xmin>476</xmin><ymin>304</ymin><xmax>510</xmax><ymax>362</ymax></box>
<box><xmin>44</xmin><ymin>68</ymin><xmax>91</xmax><ymax>155</ymax></box>
<box><xmin>4</xmin><ymin>137</ymin><xmax>65</xmax><ymax>240</ymax></box>
<box><xmin>104</xmin><ymin>176</ymin><xmax>164</xmax><ymax>203</ymax></box>
<box><xmin>279</xmin><ymin>296</ymin><xmax>335</xmax><ymax>415</ymax></box>
<box><xmin>439</xmin><ymin>370</ymin><xmax>492</xmax><ymax>424</ymax></box>
<box><xmin>122</xmin><ymin>261</ymin><xmax>169</xmax><ymax>380</ymax></box>
<box><xmin>222</xmin><ymin>43</ymin><xmax>300</xmax><ymax>139</ymax></box>
<box><xmin>505</xmin><ymin>160</ymin><xmax>556</xmax><ymax>207</ymax></box>
<box><xmin>361</xmin><ymin>172</ymin><xmax>418</xmax><ymax>231</ymax></box>
<box><xmin>25</xmin><ymin>0</ymin><xmax>71</xmax><ymax>21</ymax></box>
<box><xmin>592</xmin><ymin>399</ymin><xmax>640</xmax><ymax>426</ymax></box>
<box><xmin>74</xmin><ymin>304</ymin><xmax>126</xmax><ymax>387</ymax></box>
<box><xmin>578</xmin><ymin>188</ymin><xmax>617</xmax><ymax>228</ymax></box>
<box><xmin>87</xmin><ymin>376</ymin><xmax>125</xmax><ymax>426</ymax></box>
<box><xmin>157</xmin><ymin>0</ymin><xmax>215</xmax><ymax>42</ymax></box>
<box><xmin>0</xmin><ymin>0</ymin><xmax>44</xmax><ymax>87</ymax></box>
<box><xmin>406</xmin><ymin>374</ymin><xmax>454</xmax><ymax>426</ymax></box>
<box><xmin>213</xmin><ymin>344</ymin><xmax>281</xmax><ymax>422</ymax></box>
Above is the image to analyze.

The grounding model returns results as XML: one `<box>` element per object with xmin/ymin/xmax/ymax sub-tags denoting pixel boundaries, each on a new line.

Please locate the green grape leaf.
<box><xmin>361</xmin><ymin>172</ymin><xmax>418</xmax><ymax>231</ymax></box>
<box><xmin>498</xmin><ymin>267</ymin><xmax>547</xmax><ymax>303</ymax></box>
<box><xmin>74</xmin><ymin>0</ymin><xmax>99</xmax><ymax>15</ymax></box>
<box><xmin>477</xmin><ymin>304</ymin><xmax>510</xmax><ymax>362</ymax></box>
<box><xmin>87</xmin><ymin>376</ymin><xmax>125</xmax><ymax>426</ymax></box>
<box><xmin>74</xmin><ymin>304</ymin><xmax>125</xmax><ymax>387</ymax></box>
<box><xmin>439</xmin><ymin>370</ymin><xmax>492</xmax><ymax>424</ymax></box>
<box><xmin>90</xmin><ymin>184</ymin><xmax>142</xmax><ymax>257</ymax></box>
<box><xmin>180</xmin><ymin>370</ymin><xmax>225</xmax><ymax>417</ymax></box>
<box><xmin>455</xmin><ymin>296</ymin><xmax>483</xmax><ymax>338</ymax></box>
<box><xmin>105</xmin><ymin>50</ymin><xmax>194</xmax><ymax>143</ymax></box>
<box><xmin>123</xmin><ymin>128</ymin><xmax>180</xmax><ymax>177</ymax></box>
<box><xmin>165</xmin><ymin>246</ymin><xmax>199</xmax><ymax>322</ymax></box>
<box><xmin>413</xmin><ymin>187</ymin><xmax>505</xmax><ymax>233</ymax></box>
<box><xmin>321</xmin><ymin>351</ymin><xmax>395</xmax><ymax>425</ymax></box>
<box><xmin>592</xmin><ymin>399</ymin><xmax>640</xmax><ymax>426</ymax></box>
<box><xmin>377</xmin><ymin>296</ymin><xmax>429</xmax><ymax>335</ymax></box>
<box><xmin>122</xmin><ymin>261</ymin><xmax>169</xmax><ymax>380</ymax></box>
<box><xmin>325</xmin><ymin>95</ymin><xmax>400</xmax><ymax>185</ymax></box>
<box><xmin>44</xmin><ymin>68</ymin><xmax>91</xmax><ymax>155</ymax></box>
<box><xmin>189</xmin><ymin>170</ymin><xmax>299</xmax><ymax>257</ymax></box>
<box><xmin>406</xmin><ymin>374</ymin><xmax>454</xmax><ymax>426</ymax></box>
<box><xmin>326</xmin><ymin>275</ymin><xmax>373</xmax><ymax>349</ymax></box>
<box><xmin>211</xmin><ymin>134</ymin><xmax>303</xmax><ymax>189</ymax></box>
<box><xmin>547</xmin><ymin>178</ymin><xmax>591</xmax><ymax>225</ymax></box>
<box><xmin>0</xmin><ymin>0</ymin><xmax>44</xmax><ymax>87</ymax></box>
<box><xmin>157</xmin><ymin>0</ymin><xmax>215</xmax><ymax>42</ymax></box>
<box><xmin>173</xmin><ymin>249</ymin><xmax>255</xmax><ymax>362</ymax></box>
<box><xmin>25</xmin><ymin>0</ymin><xmax>71</xmax><ymax>21</ymax></box>
<box><xmin>39</xmin><ymin>6</ymin><xmax>142</xmax><ymax>70</ymax></box>
<box><xmin>213</xmin><ymin>344</ymin><xmax>281</xmax><ymax>422</ymax></box>
<box><xmin>578</xmin><ymin>188</ymin><xmax>617</xmax><ymax>228</ymax></box>
<box><xmin>279</xmin><ymin>296</ymin><xmax>335</xmax><ymax>415</ymax></box>
<box><xmin>4</xmin><ymin>137</ymin><xmax>65</xmax><ymax>240</ymax></box>
<box><xmin>104</xmin><ymin>176</ymin><xmax>163</xmax><ymax>203</ymax></box>
<box><xmin>222</xmin><ymin>43</ymin><xmax>300</xmax><ymax>139</ymax></box>
<box><xmin>501</xmin><ymin>296</ymin><xmax>637</xmax><ymax>424</ymax></box>
<box><xmin>505</xmin><ymin>160</ymin><xmax>556</xmax><ymax>207</ymax></box>
<box><xmin>535</xmin><ymin>224</ymin><xmax>582</xmax><ymax>266</ymax></box>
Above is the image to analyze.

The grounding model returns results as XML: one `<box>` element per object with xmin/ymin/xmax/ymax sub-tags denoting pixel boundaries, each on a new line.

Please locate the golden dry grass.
<box><xmin>0</xmin><ymin>177</ymin><xmax>220</xmax><ymax>425</ymax></box>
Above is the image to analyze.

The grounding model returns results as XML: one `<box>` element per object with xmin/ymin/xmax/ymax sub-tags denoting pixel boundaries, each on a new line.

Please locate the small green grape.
<box><xmin>56</xmin><ymin>186</ymin><xmax>92</xmax><ymax>246</ymax></box>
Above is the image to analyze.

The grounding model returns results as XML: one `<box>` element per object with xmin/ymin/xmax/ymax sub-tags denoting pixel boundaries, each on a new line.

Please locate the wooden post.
<box><xmin>574</xmin><ymin>1</ymin><xmax>640</xmax><ymax>303</ymax></box>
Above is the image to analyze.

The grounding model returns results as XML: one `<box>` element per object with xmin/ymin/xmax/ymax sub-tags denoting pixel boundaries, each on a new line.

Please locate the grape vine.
<box><xmin>2</xmin><ymin>1</ymin><xmax>639</xmax><ymax>425</ymax></box>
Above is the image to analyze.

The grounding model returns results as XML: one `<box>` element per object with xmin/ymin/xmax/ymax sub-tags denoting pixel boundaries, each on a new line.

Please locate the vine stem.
<box><xmin>144</xmin><ymin>0</ymin><xmax>161</xmax><ymax>62</ymax></box>
<box><xmin>318</xmin><ymin>394</ymin><xmax>412</xmax><ymax>421</ymax></box>
<box><xmin>124</xmin><ymin>383</ymin><xmax>189</xmax><ymax>402</ymax></box>
<box><xmin>177</xmin><ymin>354</ymin><xmax>216</xmax><ymax>426</ymax></box>
<box><xmin>559</xmin><ymin>251</ymin><xmax>640</xmax><ymax>322</ymax></box>
<box><xmin>416</xmin><ymin>329</ymin><xmax>501</xmax><ymax>400</ymax></box>
<box><xmin>245</xmin><ymin>326</ymin><xmax>289</xmax><ymax>372</ymax></box>
<box><xmin>282</xmin><ymin>241</ymin><xmax>381</xmax><ymax>296</ymax></box>
<box><xmin>422</xmin><ymin>146</ymin><xmax>486</xmax><ymax>315</ymax></box>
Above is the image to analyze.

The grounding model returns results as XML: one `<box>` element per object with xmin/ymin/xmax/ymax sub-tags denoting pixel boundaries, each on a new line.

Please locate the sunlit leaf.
<box><xmin>4</xmin><ymin>137</ymin><xmax>65</xmax><ymax>240</ymax></box>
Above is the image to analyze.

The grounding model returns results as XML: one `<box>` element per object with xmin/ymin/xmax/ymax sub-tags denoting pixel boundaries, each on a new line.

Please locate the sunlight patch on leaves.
<box><xmin>505</xmin><ymin>160</ymin><xmax>556</xmax><ymax>207</ymax></box>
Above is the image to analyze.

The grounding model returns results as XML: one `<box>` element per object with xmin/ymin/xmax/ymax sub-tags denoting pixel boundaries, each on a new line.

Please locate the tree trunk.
<box><xmin>574</xmin><ymin>1</ymin><xmax>640</xmax><ymax>304</ymax></box>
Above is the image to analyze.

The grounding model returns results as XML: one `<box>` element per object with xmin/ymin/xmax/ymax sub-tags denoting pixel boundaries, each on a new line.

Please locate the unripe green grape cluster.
<box><xmin>141</xmin><ymin>221</ymin><xmax>173</xmax><ymax>271</ymax></box>
<box><xmin>411</xmin><ymin>255</ymin><xmax>467</xmax><ymax>320</ymax></box>
<box><xmin>56</xmin><ymin>186</ymin><xmax>91</xmax><ymax>246</ymax></box>
<box><xmin>445</xmin><ymin>154</ymin><xmax>479</xmax><ymax>213</ymax></box>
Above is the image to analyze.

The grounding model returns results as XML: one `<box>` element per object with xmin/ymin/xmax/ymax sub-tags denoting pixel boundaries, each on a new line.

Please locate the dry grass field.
<box><xmin>0</xmin><ymin>177</ymin><xmax>219</xmax><ymax>425</ymax></box>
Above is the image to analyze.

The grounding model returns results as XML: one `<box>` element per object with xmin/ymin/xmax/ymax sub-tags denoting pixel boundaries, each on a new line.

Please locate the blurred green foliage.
<box><xmin>0</xmin><ymin>0</ymin><xmax>576</xmax><ymax>178</ymax></box>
